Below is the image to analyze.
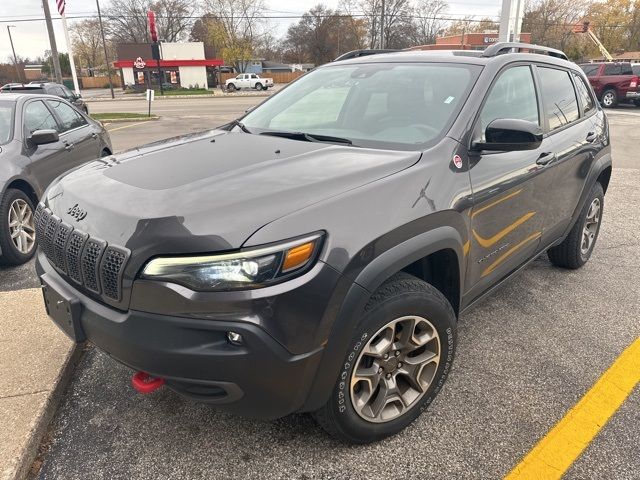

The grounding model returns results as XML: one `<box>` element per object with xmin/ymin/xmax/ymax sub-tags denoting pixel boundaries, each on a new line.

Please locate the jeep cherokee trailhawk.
<box><xmin>37</xmin><ymin>43</ymin><xmax>611</xmax><ymax>443</ymax></box>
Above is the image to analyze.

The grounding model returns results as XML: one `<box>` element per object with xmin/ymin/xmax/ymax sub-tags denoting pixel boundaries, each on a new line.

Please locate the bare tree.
<box><xmin>412</xmin><ymin>0</ymin><xmax>448</xmax><ymax>45</ymax></box>
<box><xmin>105</xmin><ymin>0</ymin><xmax>195</xmax><ymax>43</ymax></box>
<box><xmin>203</xmin><ymin>0</ymin><xmax>267</xmax><ymax>71</ymax></box>
<box><xmin>72</xmin><ymin>19</ymin><xmax>115</xmax><ymax>73</ymax></box>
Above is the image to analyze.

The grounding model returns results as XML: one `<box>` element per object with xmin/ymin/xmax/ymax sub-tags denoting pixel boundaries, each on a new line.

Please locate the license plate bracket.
<box><xmin>42</xmin><ymin>278</ymin><xmax>85</xmax><ymax>343</ymax></box>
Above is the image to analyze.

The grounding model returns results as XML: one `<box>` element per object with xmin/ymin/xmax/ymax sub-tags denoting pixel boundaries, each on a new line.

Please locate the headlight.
<box><xmin>139</xmin><ymin>233</ymin><xmax>324</xmax><ymax>291</ymax></box>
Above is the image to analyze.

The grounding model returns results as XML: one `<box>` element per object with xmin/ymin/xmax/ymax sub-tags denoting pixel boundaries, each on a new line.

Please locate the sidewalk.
<box><xmin>0</xmin><ymin>288</ymin><xmax>80</xmax><ymax>480</ymax></box>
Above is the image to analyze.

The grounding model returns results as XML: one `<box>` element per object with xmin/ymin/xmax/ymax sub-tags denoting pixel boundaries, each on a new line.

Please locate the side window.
<box><xmin>573</xmin><ymin>73</ymin><xmax>595</xmax><ymax>115</ymax></box>
<box><xmin>251</xmin><ymin>74</ymin><xmax>258</xmax><ymax>79</ymax></box>
<box><xmin>479</xmin><ymin>65</ymin><xmax>539</xmax><ymax>136</ymax></box>
<box><xmin>47</xmin><ymin>100</ymin><xmax>87</xmax><ymax>133</ymax></box>
<box><xmin>23</xmin><ymin>101</ymin><xmax>58</xmax><ymax>134</ymax></box>
<box><xmin>538</xmin><ymin>67</ymin><xmax>580</xmax><ymax>131</ymax></box>
<box><xmin>621</xmin><ymin>64</ymin><xmax>633</xmax><ymax>75</ymax></box>
<box><xmin>61</xmin><ymin>86</ymin><xmax>75</xmax><ymax>99</ymax></box>
<box><xmin>51</xmin><ymin>86</ymin><xmax>66</xmax><ymax>98</ymax></box>
<box><xmin>603</xmin><ymin>64</ymin><xmax>620</xmax><ymax>75</ymax></box>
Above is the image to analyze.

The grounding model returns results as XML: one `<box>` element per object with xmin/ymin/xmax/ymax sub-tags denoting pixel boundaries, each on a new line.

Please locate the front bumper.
<box><xmin>37</xmin><ymin>252</ymin><xmax>329</xmax><ymax>419</ymax></box>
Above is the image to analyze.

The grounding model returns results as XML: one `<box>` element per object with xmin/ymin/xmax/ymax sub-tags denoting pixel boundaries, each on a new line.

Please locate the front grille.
<box><xmin>36</xmin><ymin>203</ymin><xmax>130</xmax><ymax>302</ymax></box>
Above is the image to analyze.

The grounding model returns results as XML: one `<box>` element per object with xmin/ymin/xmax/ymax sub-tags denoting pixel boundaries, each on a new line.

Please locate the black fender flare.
<box><xmin>301</xmin><ymin>226</ymin><xmax>465</xmax><ymax>412</ymax></box>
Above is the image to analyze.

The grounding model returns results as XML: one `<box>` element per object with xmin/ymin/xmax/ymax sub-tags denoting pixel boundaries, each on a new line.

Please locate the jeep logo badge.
<box><xmin>67</xmin><ymin>204</ymin><xmax>87</xmax><ymax>221</ymax></box>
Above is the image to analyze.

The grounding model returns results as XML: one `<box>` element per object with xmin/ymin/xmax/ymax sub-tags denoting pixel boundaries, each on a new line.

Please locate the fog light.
<box><xmin>227</xmin><ymin>331</ymin><xmax>243</xmax><ymax>345</ymax></box>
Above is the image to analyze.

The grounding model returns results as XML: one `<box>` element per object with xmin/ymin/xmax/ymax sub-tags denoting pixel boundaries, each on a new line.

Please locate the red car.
<box><xmin>579</xmin><ymin>62</ymin><xmax>640</xmax><ymax>107</ymax></box>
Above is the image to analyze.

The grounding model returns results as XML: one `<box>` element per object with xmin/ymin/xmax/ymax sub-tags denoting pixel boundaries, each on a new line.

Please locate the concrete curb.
<box><xmin>3</xmin><ymin>346</ymin><xmax>84</xmax><ymax>480</ymax></box>
<box><xmin>86</xmin><ymin>92</ymin><xmax>273</xmax><ymax>102</ymax></box>
<box><xmin>96</xmin><ymin>116</ymin><xmax>159</xmax><ymax>123</ymax></box>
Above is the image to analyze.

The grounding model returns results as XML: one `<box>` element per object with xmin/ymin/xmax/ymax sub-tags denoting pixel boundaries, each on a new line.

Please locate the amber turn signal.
<box><xmin>282</xmin><ymin>241</ymin><xmax>315</xmax><ymax>272</ymax></box>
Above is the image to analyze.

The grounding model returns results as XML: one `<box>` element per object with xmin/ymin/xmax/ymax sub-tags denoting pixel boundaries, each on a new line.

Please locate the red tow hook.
<box><xmin>131</xmin><ymin>371</ymin><xmax>165</xmax><ymax>394</ymax></box>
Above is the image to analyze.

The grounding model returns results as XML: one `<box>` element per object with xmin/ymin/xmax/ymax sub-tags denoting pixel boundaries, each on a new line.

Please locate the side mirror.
<box><xmin>29</xmin><ymin>129</ymin><xmax>59</xmax><ymax>145</ymax></box>
<box><xmin>472</xmin><ymin>118</ymin><xmax>543</xmax><ymax>152</ymax></box>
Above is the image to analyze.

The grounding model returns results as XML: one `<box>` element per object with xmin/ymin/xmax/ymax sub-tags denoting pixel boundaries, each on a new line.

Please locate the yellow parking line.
<box><xmin>505</xmin><ymin>337</ymin><xmax>640</xmax><ymax>480</ymax></box>
<box><xmin>106</xmin><ymin>121</ymin><xmax>148</xmax><ymax>132</ymax></box>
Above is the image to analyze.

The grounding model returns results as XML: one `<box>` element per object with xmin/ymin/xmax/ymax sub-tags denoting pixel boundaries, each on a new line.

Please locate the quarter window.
<box><xmin>573</xmin><ymin>74</ymin><xmax>595</xmax><ymax>115</ymax></box>
<box><xmin>47</xmin><ymin>100</ymin><xmax>87</xmax><ymax>133</ymax></box>
<box><xmin>23</xmin><ymin>101</ymin><xmax>58</xmax><ymax>134</ymax></box>
<box><xmin>479</xmin><ymin>66</ymin><xmax>539</xmax><ymax>136</ymax></box>
<box><xmin>538</xmin><ymin>67</ymin><xmax>579</xmax><ymax>131</ymax></box>
<box><xmin>603</xmin><ymin>64</ymin><xmax>621</xmax><ymax>75</ymax></box>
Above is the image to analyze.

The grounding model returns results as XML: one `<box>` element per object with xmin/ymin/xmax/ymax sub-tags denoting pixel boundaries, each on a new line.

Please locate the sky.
<box><xmin>0</xmin><ymin>0</ymin><xmax>502</xmax><ymax>63</ymax></box>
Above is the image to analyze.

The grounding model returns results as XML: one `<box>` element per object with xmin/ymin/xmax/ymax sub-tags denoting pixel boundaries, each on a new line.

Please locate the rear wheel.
<box><xmin>0</xmin><ymin>189</ymin><xmax>37</xmax><ymax>266</ymax></box>
<box><xmin>601</xmin><ymin>89</ymin><xmax>618</xmax><ymax>108</ymax></box>
<box><xmin>254</xmin><ymin>82</ymin><xmax>263</xmax><ymax>90</ymax></box>
<box><xmin>313</xmin><ymin>273</ymin><xmax>456</xmax><ymax>443</ymax></box>
<box><xmin>548</xmin><ymin>182</ymin><xmax>604</xmax><ymax>269</ymax></box>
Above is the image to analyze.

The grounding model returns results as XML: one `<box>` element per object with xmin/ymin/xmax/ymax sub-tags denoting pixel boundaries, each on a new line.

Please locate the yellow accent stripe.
<box><xmin>473</xmin><ymin>212</ymin><xmax>536</xmax><ymax>248</ymax></box>
<box><xmin>481</xmin><ymin>231</ymin><xmax>541</xmax><ymax>277</ymax></box>
<box><xmin>505</xmin><ymin>337</ymin><xmax>640</xmax><ymax>480</ymax></box>
<box><xmin>463</xmin><ymin>240</ymin><xmax>471</xmax><ymax>256</ymax></box>
<box><xmin>471</xmin><ymin>189</ymin><xmax>523</xmax><ymax>218</ymax></box>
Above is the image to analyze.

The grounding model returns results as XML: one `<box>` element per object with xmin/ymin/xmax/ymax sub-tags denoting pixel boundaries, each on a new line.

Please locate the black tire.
<box><xmin>0</xmin><ymin>188</ymin><xmax>37</xmax><ymax>266</ymax></box>
<box><xmin>263</xmin><ymin>85</ymin><xmax>269</xmax><ymax>90</ymax></box>
<box><xmin>313</xmin><ymin>272</ymin><xmax>457</xmax><ymax>443</ymax></box>
<box><xmin>548</xmin><ymin>182</ymin><xmax>604</xmax><ymax>269</ymax></box>
<box><xmin>601</xmin><ymin>88</ymin><xmax>618</xmax><ymax>108</ymax></box>
<box><xmin>634</xmin><ymin>99</ymin><xmax>640</xmax><ymax>107</ymax></box>
<box><xmin>101</xmin><ymin>149</ymin><xmax>111</xmax><ymax>157</ymax></box>
<box><xmin>227</xmin><ymin>83</ymin><xmax>236</xmax><ymax>92</ymax></box>
<box><xmin>254</xmin><ymin>82</ymin><xmax>263</xmax><ymax>90</ymax></box>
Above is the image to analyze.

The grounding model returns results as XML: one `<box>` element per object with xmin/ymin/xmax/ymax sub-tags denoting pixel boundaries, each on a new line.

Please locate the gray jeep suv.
<box><xmin>36</xmin><ymin>43</ymin><xmax>611</xmax><ymax>443</ymax></box>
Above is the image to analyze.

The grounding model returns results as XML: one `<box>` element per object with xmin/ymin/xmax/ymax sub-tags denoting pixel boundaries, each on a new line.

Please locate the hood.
<box><xmin>46</xmin><ymin>129</ymin><xmax>420</xmax><ymax>259</ymax></box>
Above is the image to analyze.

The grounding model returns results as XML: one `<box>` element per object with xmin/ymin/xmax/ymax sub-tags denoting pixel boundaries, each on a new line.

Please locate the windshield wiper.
<box><xmin>260</xmin><ymin>130</ymin><xmax>353</xmax><ymax>146</ymax></box>
<box><xmin>226</xmin><ymin>119</ymin><xmax>252</xmax><ymax>134</ymax></box>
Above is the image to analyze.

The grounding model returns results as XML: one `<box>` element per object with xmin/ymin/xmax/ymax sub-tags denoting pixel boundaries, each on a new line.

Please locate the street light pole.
<box><xmin>7</xmin><ymin>26</ymin><xmax>22</xmax><ymax>83</ymax></box>
<box><xmin>42</xmin><ymin>0</ymin><xmax>63</xmax><ymax>83</ymax></box>
<box><xmin>96</xmin><ymin>0</ymin><xmax>115</xmax><ymax>99</ymax></box>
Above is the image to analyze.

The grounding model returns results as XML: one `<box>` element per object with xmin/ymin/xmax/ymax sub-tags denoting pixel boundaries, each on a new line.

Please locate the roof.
<box><xmin>332</xmin><ymin>45</ymin><xmax>573</xmax><ymax>69</ymax></box>
<box><xmin>261</xmin><ymin>60</ymin><xmax>291</xmax><ymax>70</ymax></box>
<box><xmin>0</xmin><ymin>92</ymin><xmax>59</xmax><ymax>102</ymax></box>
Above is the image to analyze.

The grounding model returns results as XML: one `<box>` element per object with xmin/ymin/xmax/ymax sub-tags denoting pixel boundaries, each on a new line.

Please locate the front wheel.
<box><xmin>227</xmin><ymin>83</ymin><xmax>236</xmax><ymax>92</ymax></box>
<box><xmin>601</xmin><ymin>89</ymin><xmax>618</xmax><ymax>108</ymax></box>
<box><xmin>0</xmin><ymin>189</ymin><xmax>37</xmax><ymax>266</ymax></box>
<box><xmin>313</xmin><ymin>273</ymin><xmax>456</xmax><ymax>443</ymax></box>
<box><xmin>548</xmin><ymin>182</ymin><xmax>604</xmax><ymax>269</ymax></box>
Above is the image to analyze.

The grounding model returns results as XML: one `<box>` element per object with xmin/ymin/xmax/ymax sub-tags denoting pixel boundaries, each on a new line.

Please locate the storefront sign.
<box><xmin>134</xmin><ymin>57</ymin><xmax>146</xmax><ymax>69</ymax></box>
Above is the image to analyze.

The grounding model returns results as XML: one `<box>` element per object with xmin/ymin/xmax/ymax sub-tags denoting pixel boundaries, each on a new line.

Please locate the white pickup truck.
<box><xmin>225</xmin><ymin>73</ymin><xmax>274</xmax><ymax>91</ymax></box>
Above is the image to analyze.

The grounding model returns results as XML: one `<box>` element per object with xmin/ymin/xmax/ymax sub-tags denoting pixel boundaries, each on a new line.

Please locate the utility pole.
<box><xmin>380</xmin><ymin>0</ymin><xmax>385</xmax><ymax>49</ymax></box>
<box><xmin>499</xmin><ymin>0</ymin><xmax>524</xmax><ymax>43</ymax></box>
<box><xmin>96</xmin><ymin>0</ymin><xmax>115</xmax><ymax>98</ymax></box>
<box><xmin>42</xmin><ymin>0</ymin><xmax>63</xmax><ymax>83</ymax></box>
<box><xmin>7</xmin><ymin>26</ymin><xmax>22</xmax><ymax>83</ymax></box>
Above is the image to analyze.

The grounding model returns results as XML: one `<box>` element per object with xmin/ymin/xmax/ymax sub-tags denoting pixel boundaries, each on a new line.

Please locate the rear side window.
<box><xmin>538</xmin><ymin>67</ymin><xmax>579</xmax><ymax>131</ymax></box>
<box><xmin>603</xmin><ymin>64</ymin><xmax>621</xmax><ymax>75</ymax></box>
<box><xmin>573</xmin><ymin>73</ymin><xmax>595</xmax><ymax>115</ymax></box>
<box><xmin>581</xmin><ymin>64</ymin><xmax>600</xmax><ymax>77</ymax></box>
<box><xmin>480</xmin><ymin>65</ymin><xmax>539</xmax><ymax>135</ymax></box>
<box><xmin>23</xmin><ymin>100</ymin><xmax>58</xmax><ymax>134</ymax></box>
<box><xmin>0</xmin><ymin>101</ymin><xmax>14</xmax><ymax>145</ymax></box>
<box><xmin>621</xmin><ymin>64</ymin><xmax>633</xmax><ymax>74</ymax></box>
<box><xmin>47</xmin><ymin>100</ymin><xmax>87</xmax><ymax>133</ymax></box>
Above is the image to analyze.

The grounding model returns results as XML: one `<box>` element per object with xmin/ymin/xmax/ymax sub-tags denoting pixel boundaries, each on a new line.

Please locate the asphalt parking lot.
<box><xmin>2</xmin><ymin>98</ymin><xmax>637</xmax><ymax>479</ymax></box>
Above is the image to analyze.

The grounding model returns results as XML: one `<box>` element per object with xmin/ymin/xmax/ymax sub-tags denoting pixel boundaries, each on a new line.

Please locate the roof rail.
<box><xmin>482</xmin><ymin>42</ymin><xmax>569</xmax><ymax>61</ymax></box>
<box><xmin>334</xmin><ymin>49</ymin><xmax>400</xmax><ymax>62</ymax></box>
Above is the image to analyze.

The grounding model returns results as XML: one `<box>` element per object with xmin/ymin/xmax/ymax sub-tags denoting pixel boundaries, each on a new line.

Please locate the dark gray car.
<box><xmin>0</xmin><ymin>93</ymin><xmax>111</xmax><ymax>265</ymax></box>
<box><xmin>1</xmin><ymin>83</ymin><xmax>89</xmax><ymax>114</ymax></box>
<box><xmin>36</xmin><ymin>43</ymin><xmax>611</xmax><ymax>443</ymax></box>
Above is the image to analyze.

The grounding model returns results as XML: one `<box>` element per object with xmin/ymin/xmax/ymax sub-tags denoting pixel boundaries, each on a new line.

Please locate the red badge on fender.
<box><xmin>453</xmin><ymin>155</ymin><xmax>463</xmax><ymax>169</ymax></box>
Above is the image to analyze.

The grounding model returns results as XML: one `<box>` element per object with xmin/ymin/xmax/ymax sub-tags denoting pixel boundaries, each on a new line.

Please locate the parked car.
<box><xmin>37</xmin><ymin>43</ymin><xmax>611</xmax><ymax>443</ymax></box>
<box><xmin>0</xmin><ymin>82</ymin><xmax>89</xmax><ymax>114</ymax></box>
<box><xmin>579</xmin><ymin>62</ymin><xmax>640</xmax><ymax>107</ymax></box>
<box><xmin>226</xmin><ymin>73</ymin><xmax>274</xmax><ymax>91</ymax></box>
<box><xmin>0</xmin><ymin>93</ymin><xmax>111</xmax><ymax>265</ymax></box>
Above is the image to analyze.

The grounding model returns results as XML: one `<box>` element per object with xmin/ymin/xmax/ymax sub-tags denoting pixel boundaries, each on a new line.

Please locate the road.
<box><xmin>1</xmin><ymin>97</ymin><xmax>637</xmax><ymax>479</ymax></box>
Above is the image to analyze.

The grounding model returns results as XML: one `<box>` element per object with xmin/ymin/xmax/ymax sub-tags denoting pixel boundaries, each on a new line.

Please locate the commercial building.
<box><xmin>113</xmin><ymin>42</ymin><xmax>223</xmax><ymax>89</ymax></box>
<box><xmin>409</xmin><ymin>32</ymin><xmax>532</xmax><ymax>51</ymax></box>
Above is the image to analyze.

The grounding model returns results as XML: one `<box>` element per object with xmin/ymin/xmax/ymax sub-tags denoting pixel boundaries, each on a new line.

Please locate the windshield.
<box><xmin>241</xmin><ymin>62</ymin><xmax>481</xmax><ymax>150</ymax></box>
<box><xmin>0</xmin><ymin>101</ymin><xmax>14</xmax><ymax>145</ymax></box>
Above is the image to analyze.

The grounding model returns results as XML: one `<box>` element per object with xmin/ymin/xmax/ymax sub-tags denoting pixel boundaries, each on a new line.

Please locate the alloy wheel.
<box><xmin>581</xmin><ymin>197</ymin><xmax>601</xmax><ymax>255</ymax></box>
<box><xmin>8</xmin><ymin>199</ymin><xmax>36</xmax><ymax>255</ymax></box>
<box><xmin>350</xmin><ymin>315</ymin><xmax>441</xmax><ymax>423</ymax></box>
<box><xmin>602</xmin><ymin>92</ymin><xmax>614</xmax><ymax>107</ymax></box>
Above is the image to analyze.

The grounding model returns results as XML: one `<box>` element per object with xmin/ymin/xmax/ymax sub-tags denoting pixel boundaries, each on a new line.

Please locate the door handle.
<box><xmin>64</xmin><ymin>142</ymin><xmax>75</xmax><ymax>151</ymax></box>
<box><xmin>586</xmin><ymin>131</ymin><xmax>597</xmax><ymax>143</ymax></box>
<box><xmin>91</xmin><ymin>132</ymin><xmax>98</xmax><ymax>139</ymax></box>
<box><xmin>536</xmin><ymin>152</ymin><xmax>557</xmax><ymax>166</ymax></box>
